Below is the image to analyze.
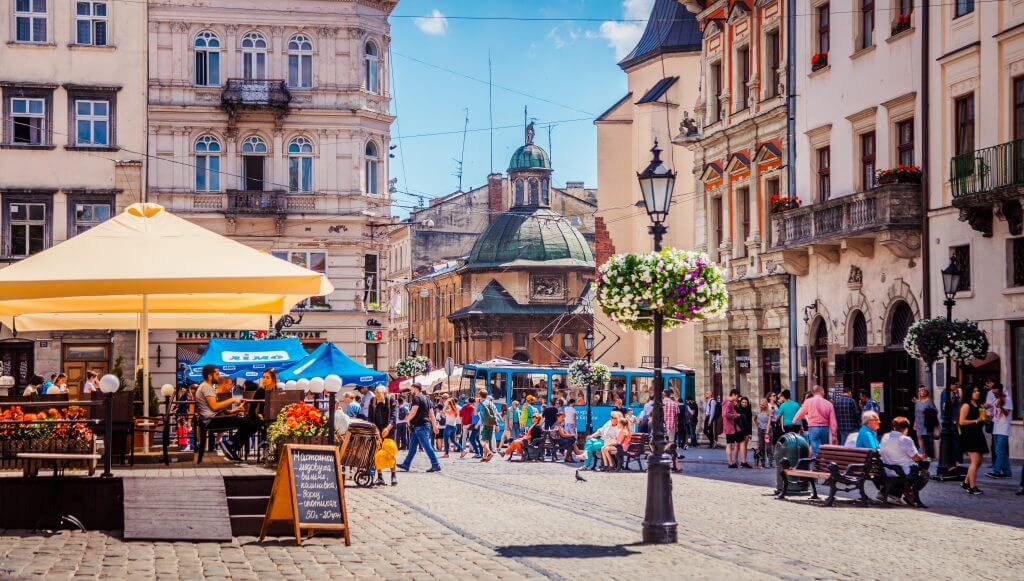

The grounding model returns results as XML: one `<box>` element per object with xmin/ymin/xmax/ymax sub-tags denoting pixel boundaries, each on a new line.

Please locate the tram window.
<box><xmin>511</xmin><ymin>373</ymin><xmax>546</xmax><ymax>404</ymax></box>
<box><xmin>631</xmin><ymin>377</ymin><xmax>653</xmax><ymax>406</ymax></box>
<box><xmin>550</xmin><ymin>375</ymin><xmax>568</xmax><ymax>401</ymax></box>
<box><xmin>667</xmin><ymin>377</ymin><xmax>682</xmax><ymax>400</ymax></box>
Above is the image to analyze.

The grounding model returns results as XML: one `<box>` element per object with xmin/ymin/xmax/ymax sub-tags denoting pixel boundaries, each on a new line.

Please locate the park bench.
<box><xmin>619</xmin><ymin>433</ymin><xmax>651</xmax><ymax>471</ymax></box>
<box><xmin>777</xmin><ymin>445</ymin><xmax>878</xmax><ymax>506</ymax></box>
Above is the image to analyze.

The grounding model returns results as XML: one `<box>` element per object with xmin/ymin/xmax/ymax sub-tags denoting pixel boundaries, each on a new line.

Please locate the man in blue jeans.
<box><xmin>397</xmin><ymin>383</ymin><xmax>441</xmax><ymax>473</ymax></box>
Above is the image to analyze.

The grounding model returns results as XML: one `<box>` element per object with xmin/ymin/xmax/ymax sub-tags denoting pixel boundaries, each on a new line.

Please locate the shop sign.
<box><xmin>365</xmin><ymin>330</ymin><xmax>383</xmax><ymax>342</ymax></box>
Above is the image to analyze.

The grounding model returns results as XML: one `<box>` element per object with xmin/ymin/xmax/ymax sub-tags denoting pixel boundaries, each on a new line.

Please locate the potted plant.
<box><xmin>875</xmin><ymin>164</ymin><xmax>923</xmax><ymax>185</ymax></box>
<box><xmin>366</xmin><ymin>301</ymin><xmax>382</xmax><ymax>312</ymax></box>
<box><xmin>265</xmin><ymin>402</ymin><xmax>330</xmax><ymax>463</ymax></box>
<box><xmin>596</xmin><ymin>248</ymin><xmax>728</xmax><ymax>333</ymax></box>
<box><xmin>811</xmin><ymin>52</ymin><xmax>828</xmax><ymax>71</ymax></box>
<box><xmin>770</xmin><ymin>194</ymin><xmax>802</xmax><ymax>214</ymax></box>
<box><xmin>891</xmin><ymin>12</ymin><xmax>912</xmax><ymax>36</ymax></box>
<box><xmin>0</xmin><ymin>406</ymin><xmax>95</xmax><ymax>473</ymax></box>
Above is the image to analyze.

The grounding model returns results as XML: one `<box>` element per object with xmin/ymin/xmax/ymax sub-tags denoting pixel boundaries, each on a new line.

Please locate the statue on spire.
<box><xmin>525</xmin><ymin>121</ymin><xmax>535</xmax><ymax>145</ymax></box>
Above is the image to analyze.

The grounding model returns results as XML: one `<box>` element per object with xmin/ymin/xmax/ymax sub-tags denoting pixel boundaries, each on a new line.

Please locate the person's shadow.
<box><xmin>494</xmin><ymin>543</ymin><xmax>642</xmax><ymax>559</ymax></box>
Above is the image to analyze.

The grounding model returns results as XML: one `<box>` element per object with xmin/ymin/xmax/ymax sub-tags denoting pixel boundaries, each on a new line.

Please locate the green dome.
<box><xmin>466</xmin><ymin>207</ymin><xmax>593</xmax><ymax>270</ymax></box>
<box><xmin>509</xmin><ymin>143</ymin><xmax>551</xmax><ymax>171</ymax></box>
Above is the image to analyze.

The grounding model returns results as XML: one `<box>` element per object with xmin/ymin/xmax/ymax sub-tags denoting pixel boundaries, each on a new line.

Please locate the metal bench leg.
<box><xmin>809</xmin><ymin>479</ymin><xmax>819</xmax><ymax>500</ymax></box>
<box><xmin>824</xmin><ymin>483</ymin><xmax>838</xmax><ymax>507</ymax></box>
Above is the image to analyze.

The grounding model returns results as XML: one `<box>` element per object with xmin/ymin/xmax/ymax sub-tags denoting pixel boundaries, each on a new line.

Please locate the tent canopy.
<box><xmin>0</xmin><ymin>203</ymin><xmax>333</xmax><ymax>331</ymax></box>
<box><xmin>278</xmin><ymin>342</ymin><xmax>387</xmax><ymax>387</ymax></box>
<box><xmin>185</xmin><ymin>338</ymin><xmax>309</xmax><ymax>382</ymax></box>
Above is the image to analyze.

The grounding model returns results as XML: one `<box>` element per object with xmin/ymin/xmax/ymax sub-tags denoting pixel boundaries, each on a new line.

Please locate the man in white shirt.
<box><xmin>879</xmin><ymin>416</ymin><xmax>928</xmax><ymax>507</ymax></box>
<box><xmin>984</xmin><ymin>380</ymin><xmax>1013</xmax><ymax>479</ymax></box>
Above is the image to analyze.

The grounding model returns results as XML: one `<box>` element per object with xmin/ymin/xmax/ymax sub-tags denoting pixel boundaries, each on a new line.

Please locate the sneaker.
<box><xmin>391</xmin><ymin>474</ymin><xmax>398</xmax><ymax>486</ymax></box>
<box><xmin>961</xmin><ymin>481</ymin><xmax>970</xmax><ymax>490</ymax></box>
<box><xmin>396</xmin><ymin>464</ymin><xmax>410</xmax><ymax>472</ymax></box>
<box><xmin>218</xmin><ymin>436</ymin><xmax>240</xmax><ymax>462</ymax></box>
<box><xmin>425</xmin><ymin>466</ymin><xmax>441</xmax><ymax>473</ymax></box>
<box><xmin>740</xmin><ymin>462</ymin><xmax>753</xmax><ymax>469</ymax></box>
<box><xmin>727</xmin><ymin>463</ymin><xmax>738</xmax><ymax>469</ymax></box>
<box><xmin>968</xmin><ymin>487</ymin><xmax>984</xmax><ymax>495</ymax></box>
<box><xmin>985</xmin><ymin>471</ymin><xmax>1001</xmax><ymax>479</ymax></box>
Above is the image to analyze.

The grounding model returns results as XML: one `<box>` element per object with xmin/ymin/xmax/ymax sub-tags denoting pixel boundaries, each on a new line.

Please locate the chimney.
<box><xmin>565</xmin><ymin>181</ymin><xmax>585</xmax><ymax>189</ymax></box>
<box><xmin>594</xmin><ymin>216</ymin><xmax>616</xmax><ymax>271</ymax></box>
<box><xmin>487</xmin><ymin>173</ymin><xmax>504</xmax><ymax>222</ymax></box>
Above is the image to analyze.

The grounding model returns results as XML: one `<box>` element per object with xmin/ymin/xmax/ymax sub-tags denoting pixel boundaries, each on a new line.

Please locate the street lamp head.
<box><xmin>941</xmin><ymin>258</ymin><xmax>962</xmax><ymax>300</ymax></box>
<box><xmin>409</xmin><ymin>333</ymin><xmax>419</xmax><ymax>356</ymax></box>
<box><xmin>98</xmin><ymin>374</ymin><xmax>120</xmax><ymax>394</ymax></box>
<box><xmin>583</xmin><ymin>330</ymin><xmax>595</xmax><ymax>352</ymax></box>
<box><xmin>636</xmin><ymin>140</ymin><xmax>676</xmax><ymax>225</ymax></box>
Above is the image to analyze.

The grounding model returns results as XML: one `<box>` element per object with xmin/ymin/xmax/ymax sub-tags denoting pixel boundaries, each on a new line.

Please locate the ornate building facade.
<box><xmin>679</xmin><ymin>0</ymin><xmax>791</xmax><ymax>402</ymax></box>
<box><xmin>146</xmin><ymin>0</ymin><xmax>397</xmax><ymax>386</ymax></box>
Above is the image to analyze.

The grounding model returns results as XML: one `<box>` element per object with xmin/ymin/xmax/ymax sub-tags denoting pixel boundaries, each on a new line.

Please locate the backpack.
<box><xmin>481</xmin><ymin>401</ymin><xmax>498</xmax><ymax>427</ymax></box>
<box><xmin>397</xmin><ymin>404</ymin><xmax>408</xmax><ymax>421</ymax></box>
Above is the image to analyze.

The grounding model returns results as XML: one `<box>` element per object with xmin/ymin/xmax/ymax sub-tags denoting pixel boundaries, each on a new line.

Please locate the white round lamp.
<box><xmin>160</xmin><ymin>384</ymin><xmax>175</xmax><ymax>398</ymax></box>
<box><xmin>99</xmin><ymin>374</ymin><xmax>120</xmax><ymax>394</ymax></box>
<box><xmin>297</xmin><ymin>378</ymin><xmax>311</xmax><ymax>392</ymax></box>
<box><xmin>285</xmin><ymin>380</ymin><xmax>298</xmax><ymax>390</ymax></box>
<box><xmin>277</xmin><ymin>382</ymin><xmax>286</xmax><ymax>391</ymax></box>
<box><xmin>324</xmin><ymin>374</ymin><xmax>343</xmax><ymax>394</ymax></box>
<box><xmin>309</xmin><ymin>377</ymin><xmax>325</xmax><ymax>394</ymax></box>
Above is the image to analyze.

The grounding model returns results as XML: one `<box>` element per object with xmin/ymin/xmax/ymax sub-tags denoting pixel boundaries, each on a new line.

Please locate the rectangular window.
<box><xmin>954</xmin><ymin>0</ymin><xmax>974</xmax><ymax>18</ymax></box>
<box><xmin>739</xmin><ymin>187</ymin><xmax>751</xmax><ymax>244</ymax></box>
<box><xmin>1012</xmin><ymin>238</ymin><xmax>1024</xmax><ymax>288</ymax></box>
<box><xmin>711</xmin><ymin>61</ymin><xmax>722</xmax><ymax>122</ymax></box>
<box><xmin>817</xmin><ymin>146</ymin><xmax>831</xmax><ymax>201</ymax></box>
<box><xmin>74</xmin><ymin>100</ymin><xmax>108</xmax><ymax>146</ymax></box>
<box><xmin>762</xmin><ymin>348</ymin><xmax>782</xmax><ymax>395</ymax></box>
<box><xmin>712</xmin><ymin>195</ymin><xmax>723</xmax><ymax>251</ymax></box>
<box><xmin>765</xmin><ymin>30</ymin><xmax>780</xmax><ymax>99</ymax></box>
<box><xmin>860</xmin><ymin>0</ymin><xmax>874</xmax><ymax>49</ymax></box>
<box><xmin>1014</xmin><ymin>77</ymin><xmax>1024</xmax><ymax>141</ymax></box>
<box><xmin>954</xmin><ymin>94</ymin><xmax>975</xmax><ymax>156</ymax></box>
<box><xmin>765</xmin><ymin>177</ymin><xmax>779</xmax><ymax>233</ymax></box>
<box><xmin>8</xmin><ymin>202</ymin><xmax>47</xmax><ymax>257</ymax></box>
<box><xmin>363</xmin><ymin>253</ymin><xmax>379</xmax><ymax>307</ymax></box>
<box><xmin>735</xmin><ymin>349</ymin><xmax>751</xmax><ymax>397</ymax></box>
<box><xmin>1011</xmin><ymin>322</ymin><xmax>1024</xmax><ymax>419</ymax></box>
<box><xmin>72</xmin><ymin>202</ymin><xmax>111</xmax><ymax>235</ymax></box>
<box><xmin>950</xmin><ymin>244</ymin><xmax>971</xmax><ymax>292</ymax></box>
<box><xmin>274</xmin><ymin>251</ymin><xmax>328</xmax><ymax>308</ymax></box>
<box><xmin>10</xmin><ymin>97</ymin><xmax>46</xmax><ymax>145</ymax></box>
<box><xmin>195</xmin><ymin>153</ymin><xmax>220</xmax><ymax>192</ymax></box>
<box><xmin>861</xmin><ymin>132</ymin><xmax>876</xmax><ymax>190</ymax></box>
<box><xmin>737</xmin><ymin>46</ymin><xmax>750</xmax><ymax>111</ymax></box>
<box><xmin>75</xmin><ymin>0</ymin><xmax>107</xmax><ymax>46</ymax></box>
<box><xmin>896</xmin><ymin>119</ymin><xmax>914</xmax><ymax>166</ymax></box>
<box><xmin>14</xmin><ymin>0</ymin><xmax>47</xmax><ymax>43</ymax></box>
<box><xmin>817</xmin><ymin>3</ymin><xmax>830</xmax><ymax>54</ymax></box>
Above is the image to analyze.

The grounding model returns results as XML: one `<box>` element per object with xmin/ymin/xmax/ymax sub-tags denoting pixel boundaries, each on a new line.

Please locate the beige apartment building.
<box><xmin>929</xmin><ymin>0</ymin><xmax>1024</xmax><ymax>456</ymax></box>
<box><xmin>384</xmin><ymin>220</ymin><xmax>410</xmax><ymax>372</ymax></box>
<box><xmin>677</xmin><ymin>0</ymin><xmax>791</xmax><ymax>402</ymax></box>
<box><xmin>0</xmin><ymin>0</ymin><xmax>147</xmax><ymax>393</ymax></box>
<box><xmin>594</xmin><ymin>0</ymin><xmax>701</xmax><ymax>371</ymax></box>
<box><xmin>146</xmin><ymin>0</ymin><xmax>397</xmax><ymax>386</ymax></box>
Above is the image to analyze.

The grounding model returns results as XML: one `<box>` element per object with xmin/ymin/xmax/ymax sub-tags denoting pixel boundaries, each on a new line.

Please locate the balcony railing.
<box><xmin>771</xmin><ymin>183</ymin><xmax>921</xmax><ymax>249</ymax></box>
<box><xmin>221</xmin><ymin>79</ymin><xmax>291</xmax><ymax>118</ymax></box>
<box><xmin>950</xmin><ymin>138</ymin><xmax>1024</xmax><ymax>202</ymax></box>
<box><xmin>226</xmin><ymin>190</ymin><xmax>287</xmax><ymax>214</ymax></box>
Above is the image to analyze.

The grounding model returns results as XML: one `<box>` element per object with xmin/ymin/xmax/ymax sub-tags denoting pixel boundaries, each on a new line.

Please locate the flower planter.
<box><xmin>0</xmin><ymin>437</ymin><xmax>97</xmax><ymax>474</ymax></box>
<box><xmin>270</xmin><ymin>434</ymin><xmax>333</xmax><ymax>465</ymax></box>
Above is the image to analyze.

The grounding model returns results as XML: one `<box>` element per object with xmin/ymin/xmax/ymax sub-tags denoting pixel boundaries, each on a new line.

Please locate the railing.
<box><xmin>950</xmin><ymin>138</ymin><xmax>1024</xmax><ymax>200</ymax></box>
<box><xmin>221</xmin><ymin>79</ymin><xmax>291</xmax><ymax>111</ymax></box>
<box><xmin>771</xmin><ymin>183</ymin><xmax>921</xmax><ymax>249</ymax></box>
<box><xmin>226</xmin><ymin>190</ymin><xmax>286</xmax><ymax>214</ymax></box>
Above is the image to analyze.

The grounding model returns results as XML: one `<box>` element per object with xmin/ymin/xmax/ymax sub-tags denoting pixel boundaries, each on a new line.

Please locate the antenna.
<box><xmin>547</xmin><ymin>123</ymin><xmax>553</xmax><ymax>166</ymax></box>
<box><xmin>488</xmin><ymin>52</ymin><xmax>494</xmax><ymax>174</ymax></box>
<box><xmin>453</xmin><ymin>108</ymin><xmax>469</xmax><ymax>191</ymax></box>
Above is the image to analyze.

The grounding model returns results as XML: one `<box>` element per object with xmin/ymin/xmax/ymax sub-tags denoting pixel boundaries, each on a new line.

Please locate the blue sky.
<box><xmin>388</xmin><ymin>0</ymin><xmax>655</xmax><ymax>216</ymax></box>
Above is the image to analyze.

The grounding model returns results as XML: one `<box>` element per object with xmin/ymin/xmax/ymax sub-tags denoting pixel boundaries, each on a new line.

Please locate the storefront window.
<box><xmin>761</xmin><ymin>348</ymin><xmax>781</xmax><ymax>395</ymax></box>
<box><xmin>735</xmin><ymin>349</ymin><xmax>752</xmax><ymax>396</ymax></box>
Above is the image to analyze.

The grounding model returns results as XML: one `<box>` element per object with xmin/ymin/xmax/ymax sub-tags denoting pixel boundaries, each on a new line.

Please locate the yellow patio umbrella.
<box><xmin>0</xmin><ymin>203</ymin><xmax>334</xmax><ymax>418</ymax></box>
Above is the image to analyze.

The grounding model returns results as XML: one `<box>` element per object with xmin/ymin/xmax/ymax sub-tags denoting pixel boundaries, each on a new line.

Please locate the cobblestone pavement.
<box><xmin>0</xmin><ymin>449</ymin><xmax>1022</xmax><ymax>580</ymax></box>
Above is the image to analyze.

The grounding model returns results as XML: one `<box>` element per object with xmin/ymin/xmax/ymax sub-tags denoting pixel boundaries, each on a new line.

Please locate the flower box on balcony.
<box><xmin>810</xmin><ymin>52</ymin><xmax>828</xmax><ymax>71</ymax></box>
<box><xmin>876</xmin><ymin>165</ymin><xmax>922</xmax><ymax>185</ymax></box>
<box><xmin>890</xmin><ymin>13</ymin><xmax>912</xmax><ymax>37</ymax></box>
<box><xmin>770</xmin><ymin>195</ymin><xmax>802</xmax><ymax>214</ymax></box>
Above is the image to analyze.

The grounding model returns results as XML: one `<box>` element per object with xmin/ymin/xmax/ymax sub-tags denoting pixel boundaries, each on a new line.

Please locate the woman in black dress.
<box><xmin>958</xmin><ymin>386</ymin><xmax>989</xmax><ymax>495</ymax></box>
<box><xmin>737</xmin><ymin>396</ymin><xmax>754</xmax><ymax>469</ymax></box>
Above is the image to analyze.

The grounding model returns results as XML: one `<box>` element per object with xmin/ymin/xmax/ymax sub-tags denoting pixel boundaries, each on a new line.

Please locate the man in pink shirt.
<box><xmin>721</xmin><ymin>389</ymin><xmax>742</xmax><ymax>468</ymax></box>
<box><xmin>793</xmin><ymin>385</ymin><xmax>838</xmax><ymax>454</ymax></box>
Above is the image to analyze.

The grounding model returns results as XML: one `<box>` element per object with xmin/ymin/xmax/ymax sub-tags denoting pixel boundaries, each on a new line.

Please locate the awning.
<box><xmin>278</xmin><ymin>342</ymin><xmax>387</xmax><ymax>387</ymax></box>
<box><xmin>184</xmin><ymin>338</ymin><xmax>309</xmax><ymax>382</ymax></box>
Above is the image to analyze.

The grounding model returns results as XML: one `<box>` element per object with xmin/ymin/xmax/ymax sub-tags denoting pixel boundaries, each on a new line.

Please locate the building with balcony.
<box><xmin>594</xmin><ymin>0</ymin><xmax>701</xmax><ymax>372</ymax></box>
<box><xmin>0</xmin><ymin>0</ymin><xmax>147</xmax><ymax>393</ymax></box>
<box><xmin>928</xmin><ymin>0</ymin><xmax>1024</xmax><ymax>456</ymax></box>
<box><xmin>146</xmin><ymin>0</ymin><xmax>397</xmax><ymax>383</ymax></box>
<box><xmin>676</xmin><ymin>0</ymin><xmax>790</xmax><ymax>403</ymax></box>
<box><xmin>765</xmin><ymin>0</ymin><xmax>925</xmax><ymax>419</ymax></box>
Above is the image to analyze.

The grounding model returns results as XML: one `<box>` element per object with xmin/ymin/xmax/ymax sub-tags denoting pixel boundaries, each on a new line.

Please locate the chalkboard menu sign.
<box><xmin>259</xmin><ymin>444</ymin><xmax>351</xmax><ymax>545</ymax></box>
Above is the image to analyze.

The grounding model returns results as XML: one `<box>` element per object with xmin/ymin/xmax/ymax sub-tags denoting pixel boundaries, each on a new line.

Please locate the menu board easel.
<box><xmin>259</xmin><ymin>444</ymin><xmax>351</xmax><ymax>545</ymax></box>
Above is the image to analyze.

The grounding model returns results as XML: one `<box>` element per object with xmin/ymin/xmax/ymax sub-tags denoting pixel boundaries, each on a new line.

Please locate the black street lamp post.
<box><xmin>636</xmin><ymin>141</ymin><xmax>677</xmax><ymax>544</ymax></box>
<box><xmin>584</xmin><ymin>329</ymin><xmax>595</xmax><ymax>435</ymax></box>
<box><xmin>937</xmin><ymin>258</ymin><xmax>962</xmax><ymax>477</ymax></box>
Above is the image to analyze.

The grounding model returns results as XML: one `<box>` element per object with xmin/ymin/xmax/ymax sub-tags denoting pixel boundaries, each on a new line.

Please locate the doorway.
<box><xmin>812</xmin><ymin>317</ymin><xmax>829</xmax><ymax>390</ymax></box>
<box><xmin>365</xmin><ymin>343</ymin><xmax>378</xmax><ymax>370</ymax></box>
<box><xmin>243</xmin><ymin>156</ymin><xmax>265</xmax><ymax>191</ymax></box>
<box><xmin>0</xmin><ymin>340</ymin><xmax>34</xmax><ymax>390</ymax></box>
<box><xmin>63</xmin><ymin>343</ymin><xmax>110</xmax><ymax>397</ymax></box>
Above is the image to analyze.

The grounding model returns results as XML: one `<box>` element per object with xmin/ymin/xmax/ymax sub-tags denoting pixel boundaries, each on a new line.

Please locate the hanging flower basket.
<box><xmin>904</xmin><ymin>317</ymin><xmax>989</xmax><ymax>364</ymax></box>
<box><xmin>568</xmin><ymin>359</ymin><xmax>611</xmax><ymax>389</ymax></box>
<box><xmin>596</xmin><ymin>249</ymin><xmax>728</xmax><ymax>333</ymax></box>
<box><xmin>395</xmin><ymin>356</ymin><xmax>431</xmax><ymax>379</ymax></box>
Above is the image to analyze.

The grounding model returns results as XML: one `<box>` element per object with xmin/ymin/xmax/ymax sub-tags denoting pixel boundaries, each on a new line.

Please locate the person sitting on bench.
<box><xmin>878</xmin><ymin>416</ymin><xmax>929</xmax><ymax>507</ymax></box>
<box><xmin>195</xmin><ymin>364</ymin><xmax>260</xmax><ymax>463</ymax></box>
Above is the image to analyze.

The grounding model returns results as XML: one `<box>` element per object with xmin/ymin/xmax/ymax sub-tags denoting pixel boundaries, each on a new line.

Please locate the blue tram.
<box><xmin>458</xmin><ymin>359</ymin><xmax>695</xmax><ymax>434</ymax></box>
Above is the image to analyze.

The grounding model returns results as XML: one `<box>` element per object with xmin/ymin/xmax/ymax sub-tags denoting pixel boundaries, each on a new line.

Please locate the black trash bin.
<box><xmin>774</xmin><ymin>431</ymin><xmax>810</xmax><ymax>495</ymax></box>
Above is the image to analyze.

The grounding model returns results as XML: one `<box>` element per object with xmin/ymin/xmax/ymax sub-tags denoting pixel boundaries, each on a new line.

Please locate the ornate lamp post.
<box><xmin>583</xmin><ymin>329</ymin><xmax>596</xmax><ymax>434</ymax></box>
<box><xmin>98</xmin><ymin>374</ymin><xmax>120</xmax><ymax>478</ymax></box>
<box><xmin>636</xmin><ymin>141</ymin><xmax>677</xmax><ymax>544</ymax></box>
<box><xmin>325</xmin><ymin>375</ymin><xmax>343</xmax><ymax>445</ymax></box>
<box><xmin>937</xmin><ymin>258</ymin><xmax>962</xmax><ymax>477</ymax></box>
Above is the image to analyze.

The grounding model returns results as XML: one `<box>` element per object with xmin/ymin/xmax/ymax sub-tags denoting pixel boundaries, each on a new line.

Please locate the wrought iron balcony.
<box><xmin>767</xmin><ymin>183</ymin><xmax>922</xmax><ymax>274</ymax></box>
<box><xmin>226</xmin><ymin>190</ymin><xmax>287</xmax><ymax>214</ymax></box>
<box><xmin>949</xmin><ymin>139</ymin><xmax>1024</xmax><ymax>236</ymax></box>
<box><xmin>221</xmin><ymin>79</ymin><xmax>291</xmax><ymax>120</ymax></box>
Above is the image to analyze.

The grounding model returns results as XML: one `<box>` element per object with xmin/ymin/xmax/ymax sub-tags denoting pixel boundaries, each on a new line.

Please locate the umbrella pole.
<box><xmin>141</xmin><ymin>295</ymin><xmax>150</xmax><ymax>454</ymax></box>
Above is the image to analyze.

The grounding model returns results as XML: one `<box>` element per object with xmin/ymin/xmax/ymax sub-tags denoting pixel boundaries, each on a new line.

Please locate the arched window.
<box><xmin>850</xmin><ymin>310</ymin><xmax>868</xmax><ymax>350</ymax></box>
<box><xmin>287</xmin><ymin>34</ymin><xmax>313</xmax><ymax>88</ymax></box>
<box><xmin>889</xmin><ymin>301</ymin><xmax>914</xmax><ymax>347</ymax></box>
<box><xmin>241</xmin><ymin>135</ymin><xmax>268</xmax><ymax>191</ymax></box>
<box><xmin>194</xmin><ymin>31</ymin><xmax>221</xmax><ymax>86</ymax></box>
<box><xmin>514</xmin><ymin>179</ymin><xmax>525</xmax><ymax>205</ymax></box>
<box><xmin>541</xmin><ymin>179</ymin><xmax>550</xmax><ymax>206</ymax></box>
<box><xmin>364</xmin><ymin>141</ymin><xmax>379</xmax><ymax>195</ymax></box>
<box><xmin>288</xmin><ymin>136</ymin><xmax>314</xmax><ymax>192</ymax></box>
<box><xmin>528</xmin><ymin>179</ymin><xmax>539</xmax><ymax>205</ymax></box>
<box><xmin>240</xmin><ymin>31</ymin><xmax>267</xmax><ymax>80</ymax></box>
<box><xmin>364</xmin><ymin>41</ymin><xmax>380</xmax><ymax>93</ymax></box>
<box><xmin>194</xmin><ymin>135</ymin><xmax>221</xmax><ymax>191</ymax></box>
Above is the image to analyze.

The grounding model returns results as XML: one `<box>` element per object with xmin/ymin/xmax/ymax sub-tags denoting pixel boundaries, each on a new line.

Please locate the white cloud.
<box><xmin>414</xmin><ymin>9</ymin><xmax>449</xmax><ymax>36</ymax></box>
<box><xmin>547</xmin><ymin>23</ymin><xmax>581</xmax><ymax>49</ymax></box>
<box><xmin>594</xmin><ymin>0</ymin><xmax>654</xmax><ymax>59</ymax></box>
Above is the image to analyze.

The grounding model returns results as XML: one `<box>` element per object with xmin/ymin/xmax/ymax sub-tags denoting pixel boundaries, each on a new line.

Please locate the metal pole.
<box><xmin>586</xmin><ymin>346</ymin><xmax>594</xmax><ymax>435</ymax></box>
<box><xmin>162</xmin><ymin>395</ymin><xmax>171</xmax><ymax>465</ymax></box>
<box><xmin>328</xmin><ymin>392</ymin><xmax>337</xmax><ymax>445</ymax></box>
<box><xmin>937</xmin><ymin>297</ymin><xmax>957</xmax><ymax>476</ymax></box>
<box><xmin>102</xmin><ymin>392</ymin><xmax>113</xmax><ymax>478</ymax></box>
<box><xmin>642</xmin><ymin>223</ymin><xmax>677</xmax><ymax>544</ymax></box>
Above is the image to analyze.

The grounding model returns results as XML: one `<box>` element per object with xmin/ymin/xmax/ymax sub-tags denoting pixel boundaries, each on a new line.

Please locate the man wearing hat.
<box><xmin>396</xmin><ymin>383</ymin><xmax>441</xmax><ymax>473</ymax></box>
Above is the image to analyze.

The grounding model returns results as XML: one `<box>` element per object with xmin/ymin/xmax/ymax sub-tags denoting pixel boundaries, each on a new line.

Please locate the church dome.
<box><xmin>509</xmin><ymin>143</ymin><xmax>551</xmax><ymax>171</ymax></box>
<box><xmin>465</xmin><ymin>207</ymin><xmax>593</xmax><ymax>270</ymax></box>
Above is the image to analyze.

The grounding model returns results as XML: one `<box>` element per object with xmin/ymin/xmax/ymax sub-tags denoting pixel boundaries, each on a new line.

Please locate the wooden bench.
<box><xmin>777</xmin><ymin>445</ymin><xmax>878</xmax><ymax>506</ymax></box>
<box><xmin>619</xmin><ymin>433</ymin><xmax>652</xmax><ymax>471</ymax></box>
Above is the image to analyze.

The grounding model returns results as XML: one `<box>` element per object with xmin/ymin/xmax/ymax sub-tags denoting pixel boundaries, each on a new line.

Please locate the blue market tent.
<box><xmin>278</xmin><ymin>342</ymin><xmax>386</xmax><ymax>387</ymax></box>
<box><xmin>185</xmin><ymin>338</ymin><xmax>308</xmax><ymax>382</ymax></box>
